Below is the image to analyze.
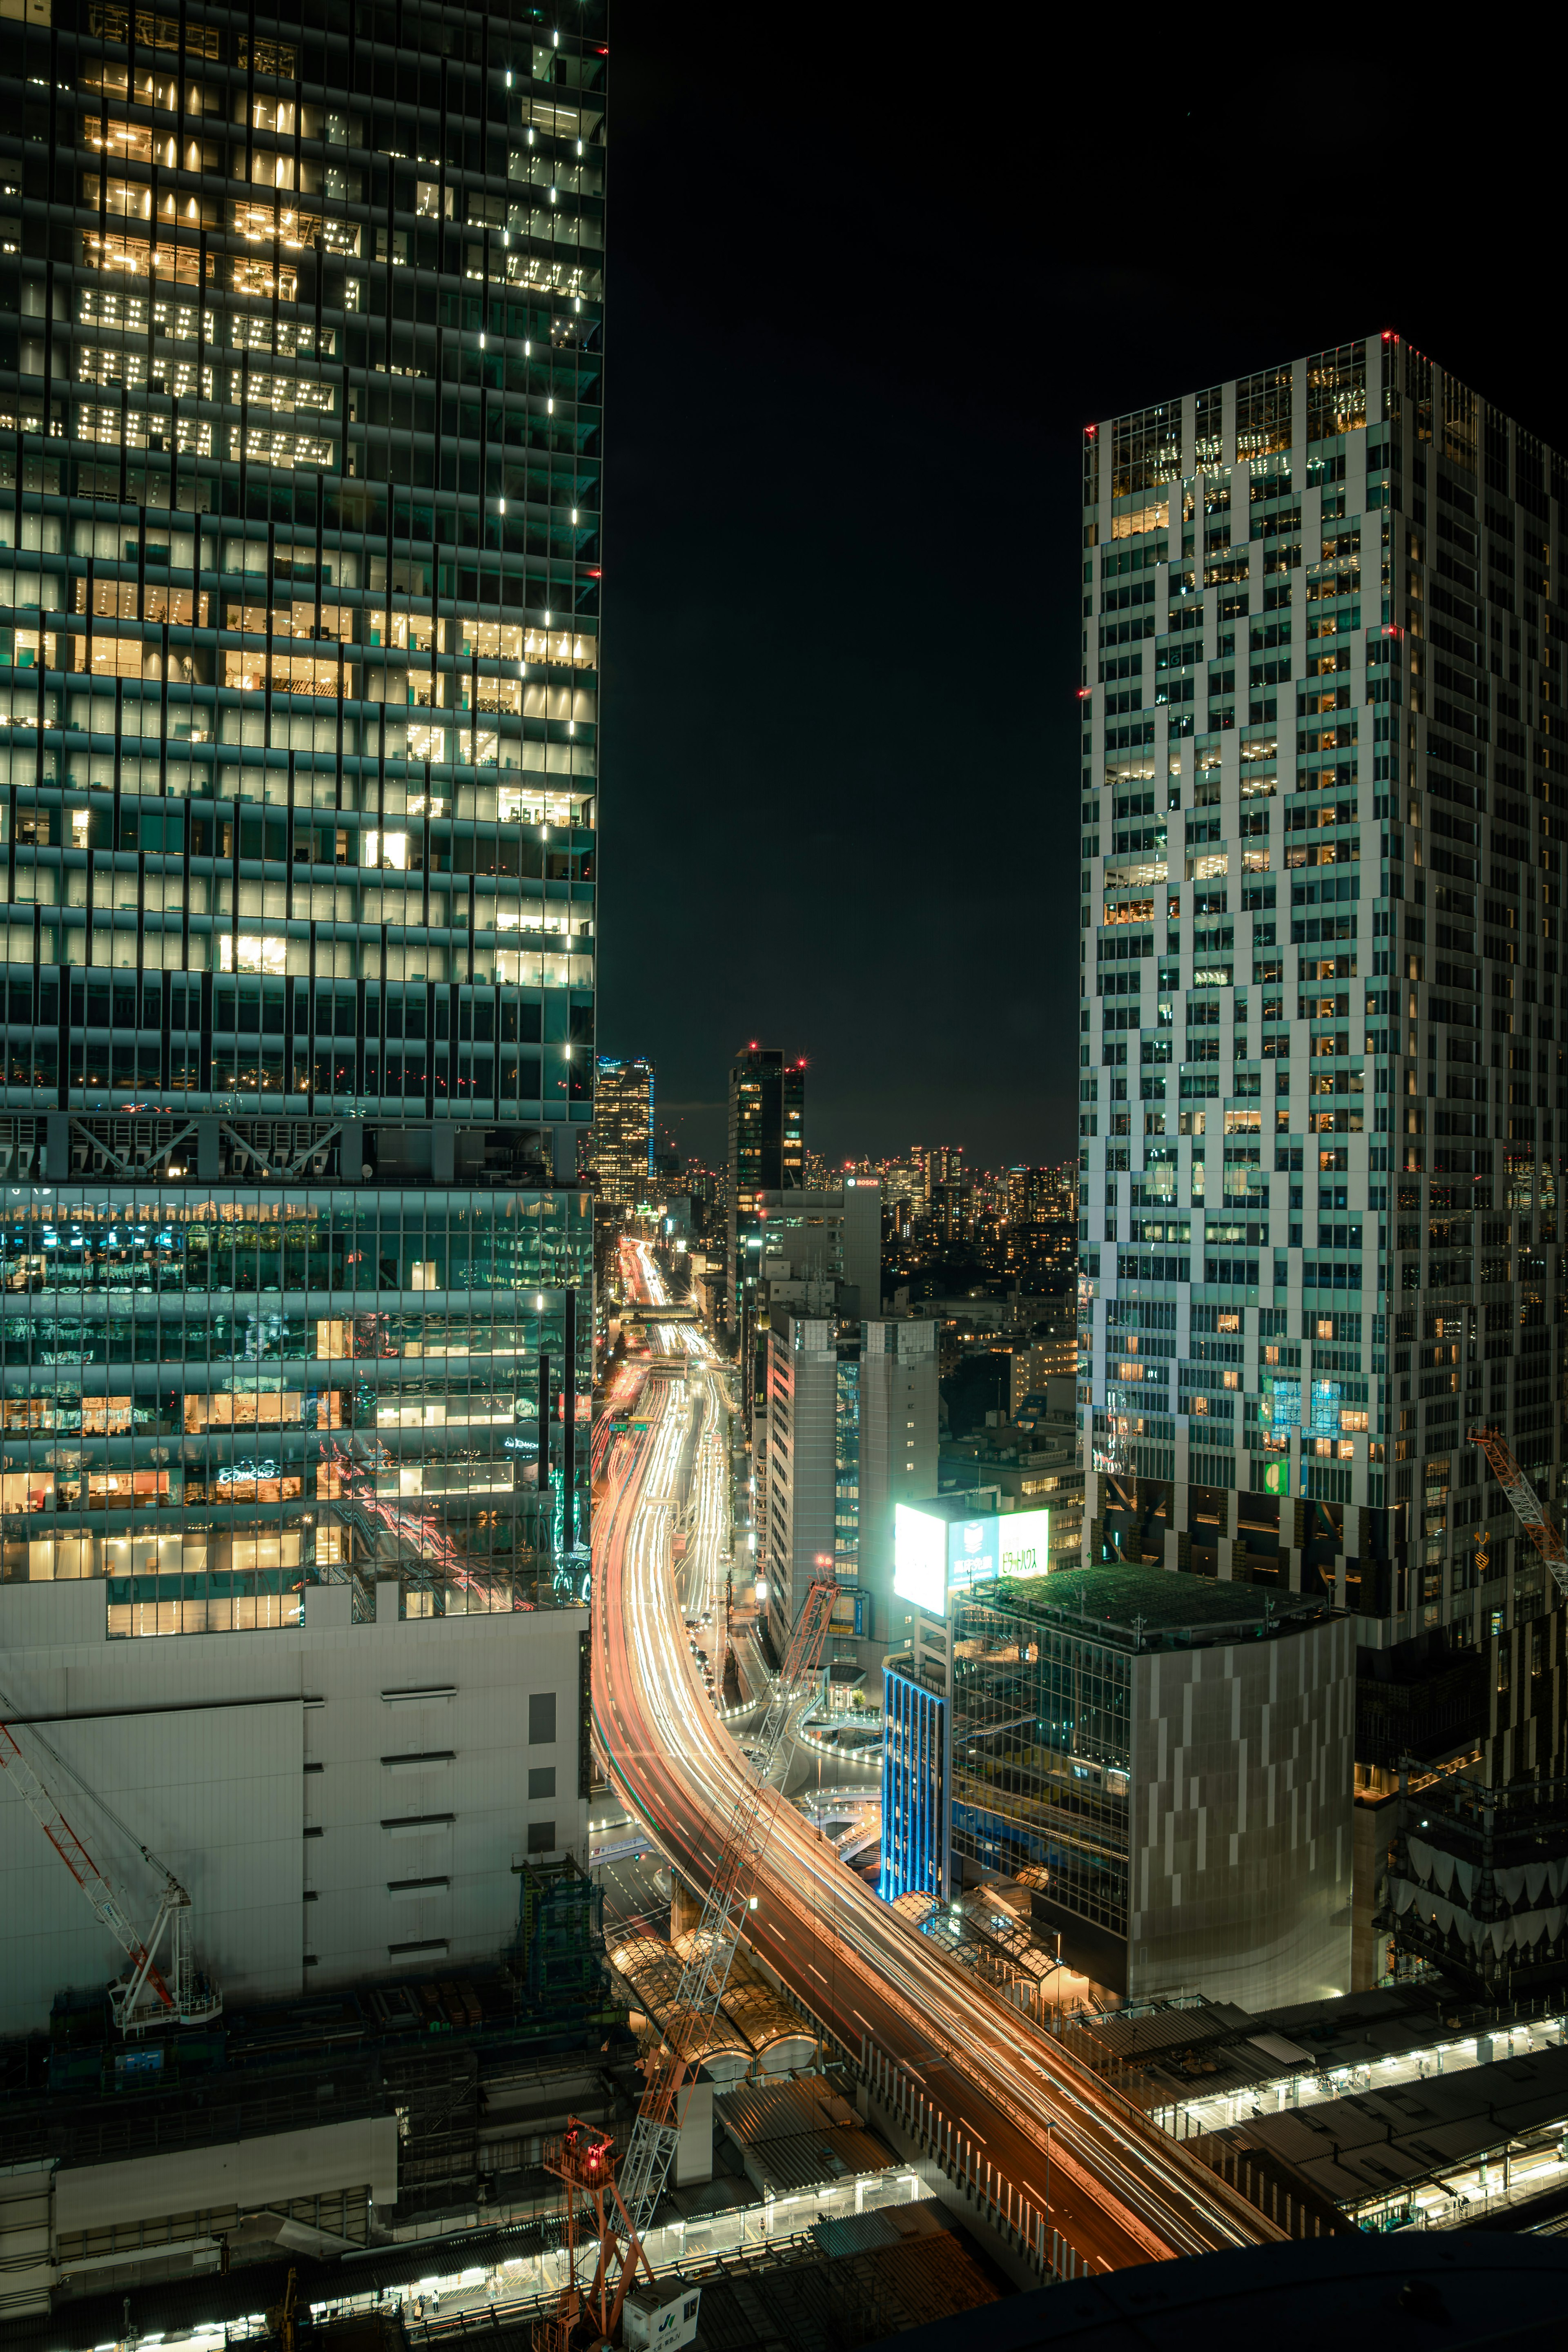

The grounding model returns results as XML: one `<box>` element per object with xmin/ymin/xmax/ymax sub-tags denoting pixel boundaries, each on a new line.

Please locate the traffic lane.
<box><xmin>596</xmin><ymin>1483</ymin><xmax>1172</xmax><ymax>2269</ymax></box>
<box><xmin>593</xmin><ymin>1387</ymin><xmax>1265</xmax><ymax>2268</ymax></box>
<box><xmin>593</xmin><ymin>1427</ymin><xmax>1159</xmax><ymax>2274</ymax></box>
<box><xmin>595</xmin><ymin>1552</ymin><xmax>1142</xmax><ymax>2277</ymax></box>
<box><xmin>603</xmin><ymin>1684</ymin><xmax>1129</xmax><ymax>2272</ymax></box>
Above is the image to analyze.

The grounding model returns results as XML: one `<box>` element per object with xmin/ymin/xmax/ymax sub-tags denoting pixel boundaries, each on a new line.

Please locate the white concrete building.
<box><xmin>0</xmin><ymin>1575</ymin><xmax>588</xmax><ymax>2036</ymax></box>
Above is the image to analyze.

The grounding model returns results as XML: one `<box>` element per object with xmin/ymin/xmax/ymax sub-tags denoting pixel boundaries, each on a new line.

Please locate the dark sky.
<box><xmin>595</xmin><ymin>33</ymin><xmax>1552</xmax><ymax>1173</ymax></box>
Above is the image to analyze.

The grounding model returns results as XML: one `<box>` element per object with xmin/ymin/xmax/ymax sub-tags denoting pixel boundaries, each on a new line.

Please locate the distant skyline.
<box><xmin>646</xmin><ymin>1105</ymin><xmax>1073</xmax><ymax>1175</ymax></box>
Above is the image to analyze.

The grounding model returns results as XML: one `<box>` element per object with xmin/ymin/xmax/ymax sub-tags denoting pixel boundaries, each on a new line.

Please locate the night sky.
<box><xmin>596</xmin><ymin>35</ymin><xmax>1552</xmax><ymax>1172</ymax></box>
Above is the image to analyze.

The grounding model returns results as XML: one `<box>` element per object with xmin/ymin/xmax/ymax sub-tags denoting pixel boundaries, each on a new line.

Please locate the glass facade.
<box><xmin>949</xmin><ymin>1587</ymin><xmax>1131</xmax><ymax>1933</ymax></box>
<box><xmin>1080</xmin><ymin>339</ymin><xmax>1567</xmax><ymax>1780</ymax></box>
<box><xmin>726</xmin><ymin>1047</ymin><xmax>805</xmax><ymax>1409</ymax></box>
<box><xmin>0</xmin><ymin>0</ymin><xmax>605</xmax><ymax>1635</ymax></box>
<box><xmin>880</xmin><ymin>1661</ymin><xmax>947</xmax><ymax>1904</ymax></box>
<box><xmin>0</xmin><ymin>1185</ymin><xmax>591</xmax><ymax>1630</ymax></box>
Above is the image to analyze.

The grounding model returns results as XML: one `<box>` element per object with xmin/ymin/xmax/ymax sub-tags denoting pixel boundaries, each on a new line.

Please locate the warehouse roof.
<box><xmin>960</xmin><ymin>1566</ymin><xmax>1335</xmax><ymax>1650</ymax></box>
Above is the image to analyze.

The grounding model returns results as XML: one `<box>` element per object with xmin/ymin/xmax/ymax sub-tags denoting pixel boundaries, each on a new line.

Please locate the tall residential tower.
<box><xmin>0</xmin><ymin>0</ymin><xmax>604</xmax><ymax>2018</ymax></box>
<box><xmin>1080</xmin><ymin>338</ymin><xmax>1564</xmax><ymax>1785</ymax></box>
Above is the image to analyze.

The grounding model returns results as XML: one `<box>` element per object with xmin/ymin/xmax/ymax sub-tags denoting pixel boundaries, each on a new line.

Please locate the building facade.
<box><xmin>587</xmin><ymin>1053</ymin><xmax>652</xmax><ymax>1214</ymax></box>
<box><xmin>758</xmin><ymin>1306</ymin><xmax>937</xmax><ymax>1673</ymax></box>
<box><xmin>1080</xmin><ymin>338</ymin><xmax>1566</xmax><ymax>1783</ymax></box>
<box><xmin>724</xmin><ymin>1043</ymin><xmax>804</xmax><ymax>1428</ymax></box>
<box><xmin>0</xmin><ymin>0</ymin><xmax>604</xmax><ymax>2002</ymax></box>
<box><xmin>947</xmin><ymin>1566</ymin><xmax>1354</xmax><ymax>2007</ymax></box>
<box><xmin>879</xmin><ymin>1659</ymin><xmax>947</xmax><ymax>1905</ymax></box>
<box><xmin>0</xmin><ymin>1569</ymin><xmax>589</xmax><ymax>2030</ymax></box>
<box><xmin>725</xmin><ymin>1045</ymin><xmax>805</xmax><ymax>1332</ymax></box>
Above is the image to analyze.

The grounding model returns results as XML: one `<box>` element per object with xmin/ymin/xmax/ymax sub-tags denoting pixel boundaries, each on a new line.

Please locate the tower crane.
<box><xmin>0</xmin><ymin>1688</ymin><xmax>221</xmax><ymax>2034</ymax></box>
<box><xmin>570</xmin><ymin>1574</ymin><xmax>837</xmax><ymax>2346</ymax></box>
<box><xmin>1469</xmin><ymin>1423</ymin><xmax>1568</xmax><ymax>1593</ymax></box>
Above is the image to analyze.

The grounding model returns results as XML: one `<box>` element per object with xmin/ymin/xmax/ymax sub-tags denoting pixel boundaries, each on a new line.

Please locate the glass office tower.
<box><xmin>0</xmin><ymin>0</ymin><xmax>603</xmax><ymax>1631</ymax></box>
<box><xmin>1080</xmin><ymin>338</ymin><xmax>1566</xmax><ymax>1784</ymax></box>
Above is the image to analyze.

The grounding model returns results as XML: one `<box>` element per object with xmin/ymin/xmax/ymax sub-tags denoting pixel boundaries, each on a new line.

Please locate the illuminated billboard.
<box><xmin>949</xmin><ymin>1506</ymin><xmax>1052</xmax><ymax>1593</ymax></box>
<box><xmin>893</xmin><ymin>1498</ymin><xmax>1053</xmax><ymax>1616</ymax></box>
<box><xmin>995</xmin><ymin>1507</ymin><xmax>1051</xmax><ymax>1581</ymax></box>
<box><xmin>893</xmin><ymin>1502</ymin><xmax>947</xmax><ymax>1614</ymax></box>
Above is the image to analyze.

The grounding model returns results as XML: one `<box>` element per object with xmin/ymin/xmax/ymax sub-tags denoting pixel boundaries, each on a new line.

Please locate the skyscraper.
<box><xmin>588</xmin><ymin>1054</ymin><xmax>653</xmax><ymax>1214</ymax></box>
<box><xmin>724</xmin><ymin>1044</ymin><xmax>803</xmax><ymax>1421</ymax></box>
<box><xmin>1080</xmin><ymin>337</ymin><xmax>1564</xmax><ymax>1784</ymax></box>
<box><xmin>0</xmin><ymin>2</ymin><xmax>604</xmax><ymax>2003</ymax></box>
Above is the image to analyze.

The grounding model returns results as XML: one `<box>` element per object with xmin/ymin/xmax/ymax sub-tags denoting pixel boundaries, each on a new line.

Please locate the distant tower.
<box><xmin>724</xmin><ymin>1045</ymin><xmax>806</xmax><ymax>1338</ymax></box>
<box><xmin>588</xmin><ymin>1058</ymin><xmax>655</xmax><ymax>1213</ymax></box>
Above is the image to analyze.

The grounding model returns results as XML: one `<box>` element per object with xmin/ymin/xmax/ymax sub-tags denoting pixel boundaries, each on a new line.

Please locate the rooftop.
<box><xmin>960</xmin><ymin>1566</ymin><xmax>1336</xmax><ymax>1651</ymax></box>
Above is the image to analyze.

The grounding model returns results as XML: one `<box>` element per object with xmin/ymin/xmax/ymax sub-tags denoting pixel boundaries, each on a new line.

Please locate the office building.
<box><xmin>724</xmin><ymin>1043</ymin><xmax>804</xmax><ymax>1424</ymax></box>
<box><xmin>0</xmin><ymin>2</ymin><xmax>604</xmax><ymax>2011</ymax></box>
<box><xmin>939</xmin><ymin>1381</ymin><xmax>1084</xmax><ymax>1571</ymax></box>
<box><xmin>923</xmin><ymin>1144</ymin><xmax>968</xmax><ymax>1247</ymax></box>
<box><xmin>587</xmin><ymin>1053</ymin><xmax>653</xmax><ymax>1214</ymax></box>
<box><xmin>880</xmin><ymin>1659</ymin><xmax>947</xmax><ymax>1907</ymax></box>
<box><xmin>884</xmin><ymin>1553</ymin><xmax>1353</xmax><ymax>2007</ymax></box>
<box><xmin>1080</xmin><ymin>337</ymin><xmax>1566</xmax><ymax>1784</ymax></box>
<box><xmin>756</xmin><ymin>1177</ymin><xmax>881</xmax><ymax>1315</ymax></box>
<box><xmin>1003</xmin><ymin>1164</ymin><xmax>1077</xmax><ymax>1285</ymax></box>
<box><xmin>758</xmin><ymin>1306</ymin><xmax>937</xmax><ymax>1672</ymax></box>
<box><xmin>726</xmin><ymin>1045</ymin><xmax>805</xmax><ymax>1330</ymax></box>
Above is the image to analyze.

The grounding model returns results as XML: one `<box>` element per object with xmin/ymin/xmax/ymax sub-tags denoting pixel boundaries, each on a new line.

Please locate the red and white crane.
<box><xmin>1470</xmin><ymin>1422</ymin><xmax>1568</xmax><ymax>1595</ymax></box>
<box><xmin>0</xmin><ymin>1689</ymin><xmax>221</xmax><ymax>2034</ymax></box>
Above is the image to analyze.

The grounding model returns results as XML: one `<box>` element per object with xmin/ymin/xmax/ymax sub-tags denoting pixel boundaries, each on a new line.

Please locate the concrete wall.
<box><xmin>53</xmin><ymin>2114</ymin><xmax>400</xmax><ymax>2234</ymax></box>
<box><xmin>0</xmin><ymin>1577</ymin><xmax>588</xmax><ymax>2032</ymax></box>
<box><xmin>1127</xmin><ymin>1615</ymin><xmax>1355</xmax><ymax>2009</ymax></box>
<box><xmin>858</xmin><ymin>1321</ymin><xmax>939</xmax><ymax>1664</ymax></box>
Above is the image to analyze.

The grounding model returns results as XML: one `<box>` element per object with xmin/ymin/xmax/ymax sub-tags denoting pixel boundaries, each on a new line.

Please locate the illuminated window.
<box><xmin>220</xmin><ymin>935</ymin><xmax>287</xmax><ymax>975</ymax></box>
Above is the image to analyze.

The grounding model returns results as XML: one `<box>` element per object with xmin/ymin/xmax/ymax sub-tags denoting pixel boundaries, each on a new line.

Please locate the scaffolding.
<box><xmin>508</xmin><ymin>1855</ymin><xmax>617</xmax><ymax>2043</ymax></box>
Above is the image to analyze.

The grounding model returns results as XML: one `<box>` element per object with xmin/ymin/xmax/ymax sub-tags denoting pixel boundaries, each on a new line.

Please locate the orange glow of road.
<box><xmin>592</xmin><ymin>1375</ymin><xmax>1281</xmax><ymax>2272</ymax></box>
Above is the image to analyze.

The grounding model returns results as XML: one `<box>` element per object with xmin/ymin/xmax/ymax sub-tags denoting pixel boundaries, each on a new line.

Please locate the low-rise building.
<box><xmin>882</xmin><ymin>1557</ymin><xmax>1354</xmax><ymax>2010</ymax></box>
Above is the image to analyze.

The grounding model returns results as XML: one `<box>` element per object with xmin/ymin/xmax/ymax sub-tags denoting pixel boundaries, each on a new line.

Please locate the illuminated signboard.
<box><xmin>948</xmin><ymin>1506</ymin><xmax>1051</xmax><ymax>1594</ymax></box>
<box><xmin>895</xmin><ymin>1499</ymin><xmax>1053</xmax><ymax>1615</ymax></box>
<box><xmin>945</xmin><ymin>1513</ymin><xmax>998</xmax><ymax>1594</ymax></box>
<box><xmin>893</xmin><ymin>1503</ymin><xmax>947</xmax><ymax>1615</ymax></box>
<box><xmin>995</xmin><ymin>1507</ymin><xmax>1051</xmax><ymax>1581</ymax></box>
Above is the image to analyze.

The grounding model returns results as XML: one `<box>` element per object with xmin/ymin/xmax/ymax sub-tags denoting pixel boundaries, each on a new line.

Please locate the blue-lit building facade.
<box><xmin>0</xmin><ymin>0</ymin><xmax>604</xmax><ymax>1642</ymax></box>
<box><xmin>879</xmin><ymin>1658</ymin><xmax>948</xmax><ymax>1905</ymax></box>
<box><xmin>1079</xmin><ymin>341</ymin><xmax>1568</xmax><ymax>1786</ymax></box>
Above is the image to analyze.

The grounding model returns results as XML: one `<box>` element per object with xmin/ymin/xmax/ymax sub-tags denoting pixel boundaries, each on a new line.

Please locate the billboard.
<box><xmin>893</xmin><ymin>1501</ymin><xmax>1052</xmax><ymax>1616</ymax></box>
<box><xmin>893</xmin><ymin>1503</ymin><xmax>946</xmax><ymax>1614</ymax></box>
<box><xmin>996</xmin><ymin>1507</ymin><xmax>1051</xmax><ymax>1581</ymax></box>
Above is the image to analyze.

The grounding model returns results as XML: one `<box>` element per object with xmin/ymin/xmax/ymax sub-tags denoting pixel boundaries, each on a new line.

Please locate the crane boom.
<box><xmin>614</xmin><ymin>1574</ymin><xmax>837</xmax><ymax>2238</ymax></box>
<box><xmin>0</xmin><ymin>1695</ymin><xmax>220</xmax><ymax>2031</ymax></box>
<box><xmin>0</xmin><ymin>1722</ymin><xmax>177</xmax><ymax>2014</ymax></box>
<box><xmin>1470</xmin><ymin>1423</ymin><xmax>1568</xmax><ymax>1595</ymax></box>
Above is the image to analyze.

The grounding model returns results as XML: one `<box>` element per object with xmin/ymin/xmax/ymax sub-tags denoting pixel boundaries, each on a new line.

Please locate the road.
<box><xmin>592</xmin><ymin>1361</ymin><xmax>1281</xmax><ymax>2272</ymax></box>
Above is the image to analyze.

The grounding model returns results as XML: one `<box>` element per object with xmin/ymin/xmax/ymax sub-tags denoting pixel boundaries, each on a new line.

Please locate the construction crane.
<box><xmin>0</xmin><ymin>1693</ymin><xmax>221</xmax><ymax>2034</ymax></box>
<box><xmin>1470</xmin><ymin>1423</ymin><xmax>1568</xmax><ymax>1595</ymax></box>
<box><xmin>582</xmin><ymin>1574</ymin><xmax>837</xmax><ymax>2341</ymax></box>
<box><xmin>532</xmin><ymin>2122</ymin><xmax>655</xmax><ymax>2352</ymax></box>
